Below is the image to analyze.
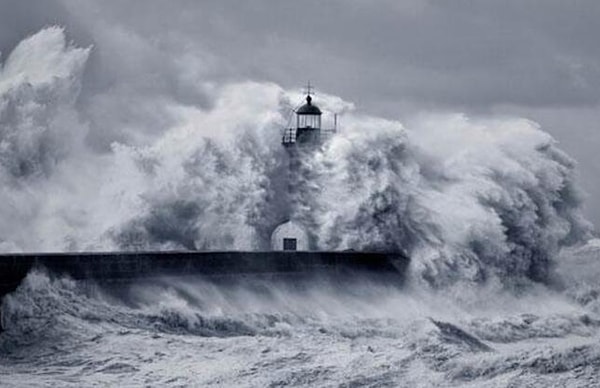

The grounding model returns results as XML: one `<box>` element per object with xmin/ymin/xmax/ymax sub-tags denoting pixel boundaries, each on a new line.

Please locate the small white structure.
<box><xmin>270</xmin><ymin>221</ymin><xmax>309</xmax><ymax>251</ymax></box>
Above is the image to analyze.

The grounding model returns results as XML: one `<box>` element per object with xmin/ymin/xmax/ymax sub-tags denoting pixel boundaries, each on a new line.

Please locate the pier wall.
<box><xmin>0</xmin><ymin>251</ymin><xmax>408</xmax><ymax>330</ymax></box>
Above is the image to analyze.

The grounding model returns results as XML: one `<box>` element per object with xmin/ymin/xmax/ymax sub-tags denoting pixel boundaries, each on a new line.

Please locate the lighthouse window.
<box><xmin>283</xmin><ymin>238</ymin><xmax>297</xmax><ymax>251</ymax></box>
<box><xmin>297</xmin><ymin>115</ymin><xmax>321</xmax><ymax>129</ymax></box>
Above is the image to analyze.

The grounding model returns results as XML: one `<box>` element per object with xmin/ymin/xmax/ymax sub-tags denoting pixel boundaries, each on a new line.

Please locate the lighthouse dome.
<box><xmin>296</xmin><ymin>95</ymin><xmax>322</xmax><ymax>115</ymax></box>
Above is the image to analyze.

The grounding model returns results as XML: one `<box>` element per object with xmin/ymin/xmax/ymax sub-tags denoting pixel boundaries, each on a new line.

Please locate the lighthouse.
<box><xmin>270</xmin><ymin>85</ymin><xmax>335</xmax><ymax>251</ymax></box>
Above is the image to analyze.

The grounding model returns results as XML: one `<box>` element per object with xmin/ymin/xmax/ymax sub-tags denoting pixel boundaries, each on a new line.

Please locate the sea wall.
<box><xmin>0</xmin><ymin>251</ymin><xmax>408</xmax><ymax>329</ymax></box>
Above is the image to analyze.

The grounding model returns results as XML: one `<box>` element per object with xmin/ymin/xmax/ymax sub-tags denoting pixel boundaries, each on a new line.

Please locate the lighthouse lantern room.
<box><xmin>282</xmin><ymin>84</ymin><xmax>324</xmax><ymax>147</ymax></box>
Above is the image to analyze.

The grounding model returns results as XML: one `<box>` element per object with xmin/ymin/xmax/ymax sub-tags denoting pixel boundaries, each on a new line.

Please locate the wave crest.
<box><xmin>0</xmin><ymin>27</ymin><xmax>593</xmax><ymax>288</ymax></box>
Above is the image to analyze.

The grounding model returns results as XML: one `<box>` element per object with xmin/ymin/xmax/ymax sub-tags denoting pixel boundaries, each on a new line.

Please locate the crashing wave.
<box><xmin>0</xmin><ymin>27</ymin><xmax>593</xmax><ymax>289</ymax></box>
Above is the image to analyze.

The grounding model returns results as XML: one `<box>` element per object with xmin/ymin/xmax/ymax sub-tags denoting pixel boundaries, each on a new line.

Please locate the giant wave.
<box><xmin>1</xmin><ymin>27</ymin><xmax>600</xmax><ymax>387</ymax></box>
<box><xmin>0</xmin><ymin>27</ymin><xmax>592</xmax><ymax>289</ymax></box>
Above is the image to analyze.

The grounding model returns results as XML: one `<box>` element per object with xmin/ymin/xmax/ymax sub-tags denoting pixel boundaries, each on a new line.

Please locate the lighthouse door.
<box><xmin>283</xmin><ymin>238</ymin><xmax>297</xmax><ymax>251</ymax></box>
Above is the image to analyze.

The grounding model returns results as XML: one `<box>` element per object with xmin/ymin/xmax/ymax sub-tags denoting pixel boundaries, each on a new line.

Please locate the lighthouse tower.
<box><xmin>271</xmin><ymin>85</ymin><xmax>335</xmax><ymax>251</ymax></box>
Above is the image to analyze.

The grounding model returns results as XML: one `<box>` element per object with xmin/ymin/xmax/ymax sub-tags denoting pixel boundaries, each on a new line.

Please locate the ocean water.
<box><xmin>1</xmin><ymin>27</ymin><xmax>599</xmax><ymax>387</ymax></box>
<box><xmin>1</xmin><ymin>241</ymin><xmax>600</xmax><ymax>387</ymax></box>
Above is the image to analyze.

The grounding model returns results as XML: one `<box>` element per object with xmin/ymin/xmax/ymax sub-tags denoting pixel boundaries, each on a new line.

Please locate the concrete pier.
<box><xmin>0</xmin><ymin>251</ymin><xmax>408</xmax><ymax>331</ymax></box>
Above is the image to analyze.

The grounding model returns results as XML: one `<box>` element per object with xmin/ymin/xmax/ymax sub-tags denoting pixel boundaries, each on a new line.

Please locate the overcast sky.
<box><xmin>1</xmin><ymin>0</ymin><xmax>600</xmax><ymax>228</ymax></box>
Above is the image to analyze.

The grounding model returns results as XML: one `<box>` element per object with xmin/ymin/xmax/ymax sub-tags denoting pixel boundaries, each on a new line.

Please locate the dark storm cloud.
<box><xmin>4</xmin><ymin>0</ymin><xmax>600</xmax><ymax>108</ymax></box>
<box><xmin>1</xmin><ymin>0</ymin><xmax>599</xmax><ymax>228</ymax></box>
<box><xmin>6</xmin><ymin>0</ymin><xmax>596</xmax><ymax>114</ymax></box>
<box><xmin>58</xmin><ymin>0</ymin><xmax>600</xmax><ymax>112</ymax></box>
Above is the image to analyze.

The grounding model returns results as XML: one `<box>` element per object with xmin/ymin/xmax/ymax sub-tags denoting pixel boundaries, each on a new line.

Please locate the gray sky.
<box><xmin>1</xmin><ymin>0</ymin><xmax>600</xmax><ymax>228</ymax></box>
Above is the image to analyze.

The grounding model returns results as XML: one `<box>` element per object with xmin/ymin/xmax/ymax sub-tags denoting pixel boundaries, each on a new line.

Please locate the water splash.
<box><xmin>0</xmin><ymin>27</ymin><xmax>593</xmax><ymax>290</ymax></box>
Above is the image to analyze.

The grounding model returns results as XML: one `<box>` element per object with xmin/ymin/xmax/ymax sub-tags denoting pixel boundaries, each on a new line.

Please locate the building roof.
<box><xmin>296</xmin><ymin>95</ymin><xmax>322</xmax><ymax>115</ymax></box>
